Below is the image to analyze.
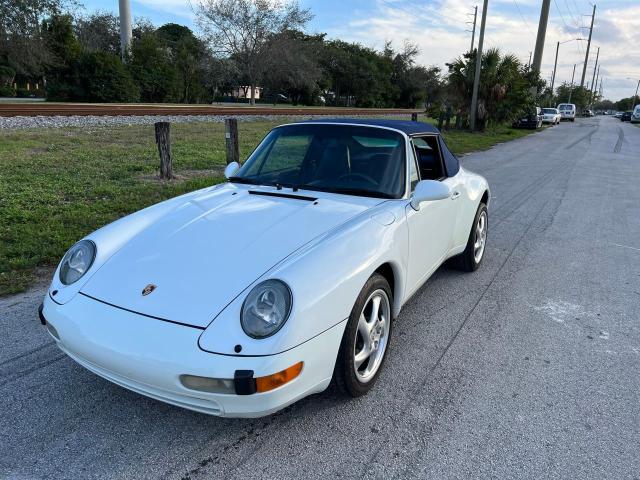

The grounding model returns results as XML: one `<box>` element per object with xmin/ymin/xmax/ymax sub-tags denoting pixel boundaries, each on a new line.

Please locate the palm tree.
<box><xmin>447</xmin><ymin>48</ymin><xmax>533</xmax><ymax>130</ymax></box>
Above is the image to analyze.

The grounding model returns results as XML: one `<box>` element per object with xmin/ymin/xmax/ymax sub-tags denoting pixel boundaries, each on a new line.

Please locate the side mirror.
<box><xmin>410</xmin><ymin>180</ymin><xmax>451</xmax><ymax>210</ymax></box>
<box><xmin>224</xmin><ymin>161</ymin><xmax>240</xmax><ymax>179</ymax></box>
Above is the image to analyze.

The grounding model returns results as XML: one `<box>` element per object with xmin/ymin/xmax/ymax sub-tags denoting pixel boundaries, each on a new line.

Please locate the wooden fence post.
<box><xmin>154</xmin><ymin>122</ymin><xmax>173</xmax><ymax>179</ymax></box>
<box><xmin>225</xmin><ymin>118</ymin><xmax>239</xmax><ymax>165</ymax></box>
<box><xmin>411</xmin><ymin>113</ymin><xmax>418</xmax><ymax>122</ymax></box>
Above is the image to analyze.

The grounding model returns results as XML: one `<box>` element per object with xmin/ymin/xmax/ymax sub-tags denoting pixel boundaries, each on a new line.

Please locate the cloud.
<box><xmin>322</xmin><ymin>0</ymin><xmax>640</xmax><ymax>100</ymax></box>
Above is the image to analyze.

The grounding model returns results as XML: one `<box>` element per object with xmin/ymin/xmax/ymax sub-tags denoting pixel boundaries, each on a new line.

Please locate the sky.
<box><xmin>77</xmin><ymin>0</ymin><xmax>640</xmax><ymax>101</ymax></box>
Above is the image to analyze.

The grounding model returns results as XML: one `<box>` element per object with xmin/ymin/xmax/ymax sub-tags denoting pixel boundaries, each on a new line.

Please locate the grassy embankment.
<box><xmin>0</xmin><ymin>118</ymin><xmax>534</xmax><ymax>295</ymax></box>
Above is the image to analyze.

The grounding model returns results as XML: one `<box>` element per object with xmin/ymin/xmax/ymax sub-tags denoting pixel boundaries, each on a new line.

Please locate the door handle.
<box><xmin>451</xmin><ymin>191</ymin><xmax>461</xmax><ymax>200</ymax></box>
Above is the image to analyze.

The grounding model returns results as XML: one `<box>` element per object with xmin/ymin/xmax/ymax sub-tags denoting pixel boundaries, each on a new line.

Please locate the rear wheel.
<box><xmin>334</xmin><ymin>273</ymin><xmax>392</xmax><ymax>397</ymax></box>
<box><xmin>452</xmin><ymin>203</ymin><xmax>488</xmax><ymax>272</ymax></box>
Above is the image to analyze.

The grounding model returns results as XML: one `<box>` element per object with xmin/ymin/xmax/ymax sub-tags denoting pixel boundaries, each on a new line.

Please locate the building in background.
<box><xmin>232</xmin><ymin>86</ymin><xmax>262</xmax><ymax>100</ymax></box>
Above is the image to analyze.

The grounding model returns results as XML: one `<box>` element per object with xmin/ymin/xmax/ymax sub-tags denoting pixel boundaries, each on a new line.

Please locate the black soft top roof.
<box><xmin>289</xmin><ymin>118</ymin><xmax>459</xmax><ymax>177</ymax></box>
<box><xmin>300</xmin><ymin>118</ymin><xmax>440</xmax><ymax>135</ymax></box>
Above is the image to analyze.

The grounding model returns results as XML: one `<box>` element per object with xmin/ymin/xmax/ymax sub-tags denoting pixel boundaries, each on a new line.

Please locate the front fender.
<box><xmin>198</xmin><ymin>201</ymin><xmax>409</xmax><ymax>357</ymax></box>
<box><xmin>47</xmin><ymin>185</ymin><xmax>224</xmax><ymax>305</ymax></box>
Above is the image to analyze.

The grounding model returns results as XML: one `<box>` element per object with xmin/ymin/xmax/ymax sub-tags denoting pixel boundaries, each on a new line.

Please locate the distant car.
<box><xmin>541</xmin><ymin>108</ymin><xmax>561</xmax><ymax>125</ymax></box>
<box><xmin>621</xmin><ymin>111</ymin><xmax>632</xmax><ymax>122</ymax></box>
<box><xmin>557</xmin><ymin>103</ymin><xmax>576</xmax><ymax>122</ymax></box>
<box><xmin>631</xmin><ymin>105</ymin><xmax>640</xmax><ymax>124</ymax></box>
<box><xmin>583</xmin><ymin>109</ymin><xmax>594</xmax><ymax>117</ymax></box>
<box><xmin>614</xmin><ymin>112</ymin><xmax>623</xmax><ymax>119</ymax></box>
<box><xmin>512</xmin><ymin>107</ymin><xmax>542</xmax><ymax>129</ymax></box>
<box><xmin>39</xmin><ymin>119</ymin><xmax>490</xmax><ymax>418</ymax></box>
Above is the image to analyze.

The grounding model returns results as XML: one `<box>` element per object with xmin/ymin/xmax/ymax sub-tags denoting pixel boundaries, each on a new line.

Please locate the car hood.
<box><xmin>81</xmin><ymin>184</ymin><xmax>381</xmax><ymax>328</ymax></box>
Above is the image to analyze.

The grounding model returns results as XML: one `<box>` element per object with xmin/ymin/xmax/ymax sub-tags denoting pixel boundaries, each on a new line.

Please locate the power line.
<box><xmin>554</xmin><ymin>0</ymin><xmax>571</xmax><ymax>30</ymax></box>
<box><xmin>512</xmin><ymin>0</ymin><xmax>534</xmax><ymax>35</ymax></box>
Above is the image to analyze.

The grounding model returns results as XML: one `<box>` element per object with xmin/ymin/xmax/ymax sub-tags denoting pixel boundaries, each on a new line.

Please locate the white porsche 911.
<box><xmin>40</xmin><ymin>119</ymin><xmax>490</xmax><ymax>417</ymax></box>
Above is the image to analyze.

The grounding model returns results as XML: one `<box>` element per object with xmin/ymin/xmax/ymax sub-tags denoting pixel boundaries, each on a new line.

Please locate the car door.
<box><xmin>404</xmin><ymin>135</ymin><xmax>458</xmax><ymax>295</ymax></box>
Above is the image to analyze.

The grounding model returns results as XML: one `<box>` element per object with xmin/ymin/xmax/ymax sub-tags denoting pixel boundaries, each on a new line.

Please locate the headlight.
<box><xmin>59</xmin><ymin>240</ymin><xmax>96</xmax><ymax>285</ymax></box>
<box><xmin>241</xmin><ymin>280</ymin><xmax>292</xmax><ymax>338</ymax></box>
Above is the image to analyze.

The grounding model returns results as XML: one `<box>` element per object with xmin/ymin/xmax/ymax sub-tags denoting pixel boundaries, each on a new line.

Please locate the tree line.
<box><xmin>2</xmin><ymin>0</ymin><xmax>579</xmax><ymax>130</ymax></box>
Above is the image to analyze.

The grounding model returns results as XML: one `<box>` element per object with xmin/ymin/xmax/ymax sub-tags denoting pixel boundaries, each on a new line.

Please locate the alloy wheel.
<box><xmin>353</xmin><ymin>289</ymin><xmax>391</xmax><ymax>383</ymax></box>
<box><xmin>474</xmin><ymin>210</ymin><xmax>488</xmax><ymax>263</ymax></box>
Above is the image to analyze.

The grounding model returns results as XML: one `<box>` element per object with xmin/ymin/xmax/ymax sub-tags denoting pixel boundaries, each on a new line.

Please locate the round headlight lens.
<box><xmin>59</xmin><ymin>240</ymin><xmax>96</xmax><ymax>285</ymax></box>
<box><xmin>241</xmin><ymin>280</ymin><xmax>292</xmax><ymax>339</ymax></box>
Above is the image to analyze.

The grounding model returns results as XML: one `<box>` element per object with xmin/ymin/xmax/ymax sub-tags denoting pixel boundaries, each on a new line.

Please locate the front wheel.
<box><xmin>452</xmin><ymin>203</ymin><xmax>488</xmax><ymax>272</ymax></box>
<box><xmin>333</xmin><ymin>273</ymin><xmax>393</xmax><ymax>397</ymax></box>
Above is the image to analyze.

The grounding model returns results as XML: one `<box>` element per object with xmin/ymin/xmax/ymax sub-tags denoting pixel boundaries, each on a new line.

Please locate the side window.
<box><xmin>409</xmin><ymin>147</ymin><xmax>420</xmax><ymax>191</ymax></box>
<box><xmin>411</xmin><ymin>136</ymin><xmax>445</xmax><ymax>180</ymax></box>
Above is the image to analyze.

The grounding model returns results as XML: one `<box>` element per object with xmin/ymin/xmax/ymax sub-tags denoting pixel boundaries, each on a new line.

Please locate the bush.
<box><xmin>76</xmin><ymin>52</ymin><xmax>140</xmax><ymax>102</ymax></box>
<box><xmin>0</xmin><ymin>65</ymin><xmax>16</xmax><ymax>85</ymax></box>
<box><xmin>0</xmin><ymin>85</ymin><xmax>15</xmax><ymax>97</ymax></box>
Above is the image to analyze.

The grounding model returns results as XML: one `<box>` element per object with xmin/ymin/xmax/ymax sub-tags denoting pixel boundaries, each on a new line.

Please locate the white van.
<box><xmin>557</xmin><ymin>103</ymin><xmax>576</xmax><ymax>122</ymax></box>
<box><xmin>632</xmin><ymin>104</ymin><xmax>640</xmax><ymax>124</ymax></box>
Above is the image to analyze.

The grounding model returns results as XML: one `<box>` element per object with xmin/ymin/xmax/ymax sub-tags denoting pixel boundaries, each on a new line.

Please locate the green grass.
<box><xmin>441</xmin><ymin>123</ymin><xmax>537</xmax><ymax>155</ymax></box>
<box><xmin>0</xmin><ymin>119</ymin><xmax>536</xmax><ymax>296</ymax></box>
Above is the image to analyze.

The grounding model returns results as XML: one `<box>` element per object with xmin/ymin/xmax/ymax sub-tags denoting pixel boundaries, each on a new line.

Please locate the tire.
<box><xmin>333</xmin><ymin>273</ymin><xmax>393</xmax><ymax>397</ymax></box>
<box><xmin>452</xmin><ymin>203</ymin><xmax>488</xmax><ymax>272</ymax></box>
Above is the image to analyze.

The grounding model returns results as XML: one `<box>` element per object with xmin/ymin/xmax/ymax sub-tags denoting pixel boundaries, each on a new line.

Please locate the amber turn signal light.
<box><xmin>255</xmin><ymin>362</ymin><xmax>303</xmax><ymax>393</ymax></box>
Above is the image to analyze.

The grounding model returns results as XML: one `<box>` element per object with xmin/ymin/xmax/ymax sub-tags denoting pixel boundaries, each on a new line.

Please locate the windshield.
<box><xmin>231</xmin><ymin>124</ymin><xmax>406</xmax><ymax>199</ymax></box>
<box><xmin>558</xmin><ymin>104</ymin><xmax>573</xmax><ymax>111</ymax></box>
<box><xmin>543</xmin><ymin>108</ymin><xmax>557</xmax><ymax>114</ymax></box>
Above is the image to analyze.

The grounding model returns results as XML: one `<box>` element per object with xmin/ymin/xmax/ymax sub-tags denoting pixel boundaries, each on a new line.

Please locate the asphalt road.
<box><xmin>2</xmin><ymin>116</ymin><xmax>639</xmax><ymax>480</ymax></box>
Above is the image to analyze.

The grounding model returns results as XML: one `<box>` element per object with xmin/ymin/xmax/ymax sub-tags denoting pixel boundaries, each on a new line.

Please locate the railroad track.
<box><xmin>0</xmin><ymin>103</ymin><xmax>421</xmax><ymax>118</ymax></box>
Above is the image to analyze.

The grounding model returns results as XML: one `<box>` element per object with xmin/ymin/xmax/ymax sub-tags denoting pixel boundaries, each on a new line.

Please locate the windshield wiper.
<box><xmin>330</xmin><ymin>187</ymin><xmax>395</xmax><ymax>199</ymax></box>
<box><xmin>228</xmin><ymin>176</ymin><xmax>262</xmax><ymax>185</ymax></box>
<box><xmin>294</xmin><ymin>184</ymin><xmax>394</xmax><ymax>199</ymax></box>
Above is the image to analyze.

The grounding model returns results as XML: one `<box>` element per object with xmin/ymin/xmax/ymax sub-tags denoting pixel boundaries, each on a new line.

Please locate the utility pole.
<box><xmin>470</xmin><ymin>0</ymin><xmax>488</xmax><ymax>131</ymax></box>
<box><xmin>532</xmin><ymin>0</ymin><xmax>551</xmax><ymax>73</ymax></box>
<box><xmin>599</xmin><ymin>78</ymin><xmax>603</xmax><ymax>99</ymax></box>
<box><xmin>589</xmin><ymin>46</ymin><xmax>600</xmax><ymax>97</ymax></box>
<box><xmin>119</xmin><ymin>0</ymin><xmax>133</xmax><ymax>61</ymax></box>
<box><xmin>468</xmin><ymin>6</ymin><xmax>478</xmax><ymax>54</ymax></box>
<box><xmin>568</xmin><ymin>63</ymin><xmax>576</xmax><ymax>103</ymax></box>
<box><xmin>580</xmin><ymin>4</ymin><xmax>596</xmax><ymax>88</ymax></box>
<box><xmin>550</xmin><ymin>41</ymin><xmax>560</xmax><ymax>93</ymax></box>
<box><xmin>591</xmin><ymin>64</ymin><xmax>600</xmax><ymax>104</ymax></box>
<box><xmin>635</xmin><ymin>80</ymin><xmax>640</xmax><ymax>106</ymax></box>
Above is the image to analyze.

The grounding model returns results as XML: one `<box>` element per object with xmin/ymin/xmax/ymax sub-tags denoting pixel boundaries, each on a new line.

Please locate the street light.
<box><xmin>550</xmin><ymin>38</ymin><xmax>585</xmax><ymax>94</ymax></box>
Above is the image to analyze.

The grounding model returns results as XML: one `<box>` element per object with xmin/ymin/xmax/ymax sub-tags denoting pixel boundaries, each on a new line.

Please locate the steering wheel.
<box><xmin>337</xmin><ymin>172</ymin><xmax>378</xmax><ymax>187</ymax></box>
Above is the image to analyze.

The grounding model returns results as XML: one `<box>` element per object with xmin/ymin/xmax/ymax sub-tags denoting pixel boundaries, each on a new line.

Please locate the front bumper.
<box><xmin>42</xmin><ymin>294</ymin><xmax>345</xmax><ymax>417</ymax></box>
